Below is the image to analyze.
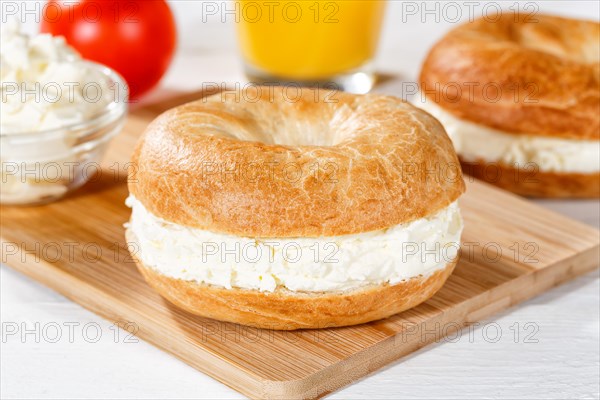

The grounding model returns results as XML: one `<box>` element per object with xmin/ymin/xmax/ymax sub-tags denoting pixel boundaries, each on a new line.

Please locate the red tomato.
<box><xmin>41</xmin><ymin>0</ymin><xmax>177</xmax><ymax>99</ymax></box>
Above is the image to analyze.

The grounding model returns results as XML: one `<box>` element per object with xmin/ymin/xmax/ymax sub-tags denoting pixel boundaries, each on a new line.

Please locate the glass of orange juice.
<box><xmin>236</xmin><ymin>0</ymin><xmax>386</xmax><ymax>93</ymax></box>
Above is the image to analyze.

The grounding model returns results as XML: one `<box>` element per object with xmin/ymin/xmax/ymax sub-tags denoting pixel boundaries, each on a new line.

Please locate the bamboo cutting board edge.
<box><xmin>2</xmin><ymin>236</ymin><xmax>598</xmax><ymax>400</ymax></box>
<box><xmin>0</xmin><ymin>247</ymin><xmax>269</xmax><ymax>396</ymax></box>
<box><xmin>173</xmin><ymin>242</ymin><xmax>600</xmax><ymax>400</ymax></box>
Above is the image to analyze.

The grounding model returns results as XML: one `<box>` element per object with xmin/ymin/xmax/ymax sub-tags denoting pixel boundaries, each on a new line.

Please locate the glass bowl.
<box><xmin>1</xmin><ymin>62</ymin><xmax>128</xmax><ymax>206</ymax></box>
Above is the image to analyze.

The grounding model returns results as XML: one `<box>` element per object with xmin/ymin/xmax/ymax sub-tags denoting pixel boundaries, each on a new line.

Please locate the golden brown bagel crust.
<box><xmin>461</xmin><ymin>158</ymin><xmax>600</xmax><ymax>198</ymax></box>
<box><xmin>128</xmin><ymin>230</ymin><xmax>458</xmax><ymax>330</ymax></box>
<box><xmin>129</xmin><ymin>86</ymin><xmax>465</xmax><ymax>237</ymax></box>
<box><xmin>420</xmin><ymin>14</ymin><xmax>600</xmax><ymax>140</ymax></box>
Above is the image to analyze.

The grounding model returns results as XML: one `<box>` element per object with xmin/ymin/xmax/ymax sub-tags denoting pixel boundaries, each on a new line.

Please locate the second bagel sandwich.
<box><xmin>419</xmin><ymin>14</ymin><xmax>600</xmax><ymax>198</ymax></box>
<box><xmin>126</xmin><ymin>86</ymin><xmax>465</xmax><ymax>330</ymax></box>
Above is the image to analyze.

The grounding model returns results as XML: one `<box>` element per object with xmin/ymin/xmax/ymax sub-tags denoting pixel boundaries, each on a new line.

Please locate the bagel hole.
<box><xmin>229</xmin><ymin>104</ymin><xmax>359</xmax><ymax>147</ymax></box>
<box><xmin>515</xmin><ymin>21</ymin><xmax>600</xmax><ymax>63</ymax></box>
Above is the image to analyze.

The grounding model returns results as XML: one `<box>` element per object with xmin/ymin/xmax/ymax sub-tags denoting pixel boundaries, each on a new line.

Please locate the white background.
<box><xmin>2</xmin><ymin>1</ymin><xmax>600</xmax><ymax>399</ymax></box>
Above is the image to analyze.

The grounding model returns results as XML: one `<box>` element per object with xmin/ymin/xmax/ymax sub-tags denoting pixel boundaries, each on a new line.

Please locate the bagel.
<box><xmin>418</xmin><ymin>13</ymin><xmax>600</xmax><ymax>198</ymax></box>
<box><xmin>126</xmin><ymin>86</ymin><xmax>465</xmax><ymax>330</ymax></box>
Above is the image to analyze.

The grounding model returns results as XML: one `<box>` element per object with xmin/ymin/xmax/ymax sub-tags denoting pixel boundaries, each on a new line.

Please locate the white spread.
<box><xmin>0</xmin><ymin>21</ymin><xmax>111</xmax><ymax>133</ymax></box>
<box><xmin>126</xmin><ymin>196</ymin><xmax>463</xmax><ymax>293</ymax></box>
<box><xmin>416</xmin><ymin>98</ymin><xmax>600</xmax><ymax>174</ymax></box>
<box><xmin>0</xmin><ymin>21</ymin><xmax>116</xmax><ymax>204</ymax></box>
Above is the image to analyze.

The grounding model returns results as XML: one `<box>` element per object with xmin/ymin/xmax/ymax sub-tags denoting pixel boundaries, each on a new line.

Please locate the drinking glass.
<box><xmin>236</xmin><ymin>0</ymin><xmax>386</xmax><ymax>93</ymax></box>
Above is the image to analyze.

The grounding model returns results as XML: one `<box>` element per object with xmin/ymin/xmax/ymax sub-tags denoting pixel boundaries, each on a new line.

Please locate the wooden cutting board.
<box><xmin>2</xmin><ymin>92</ymin><xmax>599</xmax><ymax>400</ymax></box>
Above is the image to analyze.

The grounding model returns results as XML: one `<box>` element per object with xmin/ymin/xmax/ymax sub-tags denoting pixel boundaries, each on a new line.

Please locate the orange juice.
<box><xmin>236</xmin><ymin>0</ymin><xmax>386</xmax><ymax>81</ymax></box>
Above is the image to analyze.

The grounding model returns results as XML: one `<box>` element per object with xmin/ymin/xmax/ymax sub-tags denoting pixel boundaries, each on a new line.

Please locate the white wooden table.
<box><xmin>2</xmin><ymin>2</ymin><xmax>599</xmax><ymax>398</ymax></box>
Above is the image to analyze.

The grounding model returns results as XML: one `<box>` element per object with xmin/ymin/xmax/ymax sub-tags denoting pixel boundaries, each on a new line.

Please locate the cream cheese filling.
<box><xmin>416</xmin><ymin>98</ymin><xmax>600</xmax><ymax>174</ymax></box>
<box><xmin>125</xmin><ymin>196</ymin><xmax>463</xmax><ymax>293</ymax></box>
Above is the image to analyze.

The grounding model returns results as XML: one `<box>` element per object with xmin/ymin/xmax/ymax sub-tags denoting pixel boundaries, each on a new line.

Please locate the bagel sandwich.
<box><xmin>418</xmin><ymin>14</ymin><xmax>600</xmax><ymax>198</ymax></box>
<box><xmin>126</xmin><ymin>86</ymin><xmax>465</xmax><ymax>330</ymax></box>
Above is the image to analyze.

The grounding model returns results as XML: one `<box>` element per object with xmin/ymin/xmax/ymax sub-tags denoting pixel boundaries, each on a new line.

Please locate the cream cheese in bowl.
<box><xmin>0</xmin><ymin>22</ymin><xmax>128</xmax><ymax>205</ymax></box>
